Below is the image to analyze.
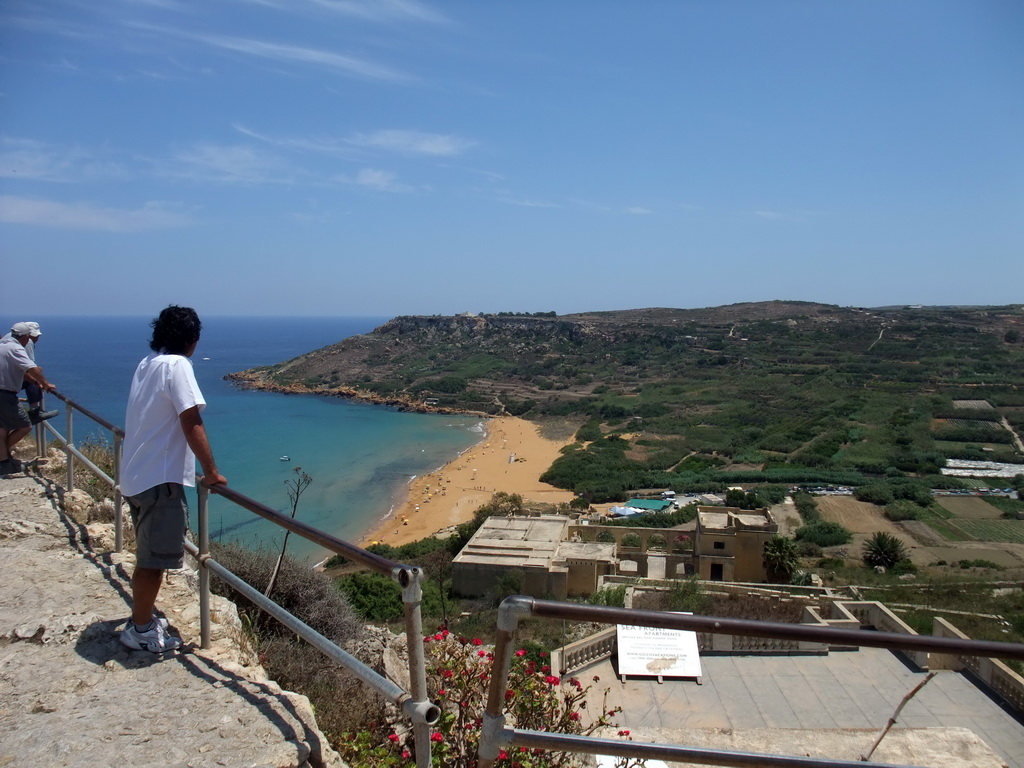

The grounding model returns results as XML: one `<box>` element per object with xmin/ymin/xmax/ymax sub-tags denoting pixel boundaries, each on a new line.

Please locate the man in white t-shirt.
<box><xmin>119</xmin><ymin>306</ymin><xmax>227</xmax><ymax>653</ymax></box>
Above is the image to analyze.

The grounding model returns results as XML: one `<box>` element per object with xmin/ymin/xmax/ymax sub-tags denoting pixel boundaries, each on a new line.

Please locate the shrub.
<box><xmin>338</xmin><ymin>631</ymin><xmax>630</xmax><ymax>767</ymax></box>
<box><xmin>210</xmin><ymin>542</ymin><xmax>363</xmax><ymax>642</ymax></box>
<box><xmin>587</xmin><ymin>585</ymin><xmax>627</xmax><ymax>607</ymax></box>
<box><xmin>884</xmin><ymin>500</ymin><xmax>922</xmax><ymax>522</ymax></box>
<box><xmin>661</xmin><ymin>577</ymin><xmax>711</xmax><ymax>614</ymax></box>
<box><xmin>795</xmin><ymin>521</ymin><xmax>852</xmax><ymax>547</ymax></box>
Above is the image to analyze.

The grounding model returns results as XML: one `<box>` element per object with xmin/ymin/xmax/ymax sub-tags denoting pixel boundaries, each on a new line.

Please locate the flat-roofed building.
<box><xmin>695</xmin><ymin>505</ymin><xmax>777</xmax><ymax>582</ymax></box>
<box><xmin>452</xmin><ymin>515</ymin><xmax>616</xmax><ymax>599</ymax></box>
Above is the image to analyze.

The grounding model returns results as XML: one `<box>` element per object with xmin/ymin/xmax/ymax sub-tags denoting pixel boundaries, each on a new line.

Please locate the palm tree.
<box><xmin>762</xmin><ymin>535</ymin><xmax>799</xmax><ymax>584</ymax></box>
<box><xmin>862</xmin><ymin>531</ymin><xmax>908</xmax><ymax>570</ymax></box>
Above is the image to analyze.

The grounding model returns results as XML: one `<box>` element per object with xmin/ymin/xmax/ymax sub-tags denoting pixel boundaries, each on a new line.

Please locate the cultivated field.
<box><xmin>814</xmin><ymin>494</ymin><xmax>1024</xmax><ymax>571</ymax></box>
<box><xmin>935</xmin><ymin>496</ymin><xmax>1003</xmax><ymax>519</ymax></box>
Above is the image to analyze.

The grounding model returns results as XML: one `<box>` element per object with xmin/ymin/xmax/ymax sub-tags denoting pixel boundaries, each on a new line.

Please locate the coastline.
<box><xmin>358</xmin><ymin>415</ymin><xmax>576</xmax><ymax>548</ymax></box>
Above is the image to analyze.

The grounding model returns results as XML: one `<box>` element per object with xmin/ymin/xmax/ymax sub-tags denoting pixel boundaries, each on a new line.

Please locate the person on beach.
<box><xmin>0</xmin><ymin>323</ymin><xmax>58</xmax><ymax>474</ymax></box>
<box><xmin>119</xmin><ymin>306</ymin><xmax>227</xmax><ymax>653</ymax></box>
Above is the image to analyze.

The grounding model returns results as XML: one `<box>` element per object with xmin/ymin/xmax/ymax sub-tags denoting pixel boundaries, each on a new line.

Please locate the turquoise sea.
<box><xmin>25</xmin><ymin>316</ymin><xmax>485</xmax><ymax>563</ymax></box>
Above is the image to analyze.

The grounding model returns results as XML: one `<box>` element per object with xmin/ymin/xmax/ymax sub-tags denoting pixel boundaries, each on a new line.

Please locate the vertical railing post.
<box><xmin>113</xmin><ymin>433</ymin><xmax>124</xmax><ymax>553</ymax></box>
<box><xmin>399</xmin><ymin>567</ymin><xmax>433</xmax><ymax>768</ymax></box>
<box><xmin>64</xmin><ymin>408</ymin><xmax>75</xmax><ymax>491</ymax></box>
<box><xmin>34</xmin><ymin>419</ymin><xmax>45</xmax><ymax>460</ymax></box>
<box><xmin>197</xmin><ymin>484</ymin><xmax>211</xmax><ymax>650</ymax></box>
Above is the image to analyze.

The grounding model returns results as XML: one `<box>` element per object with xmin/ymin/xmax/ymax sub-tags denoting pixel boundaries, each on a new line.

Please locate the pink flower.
<box><xmin>388</xmin><ymin>733</ymin><xmax>400</xmax><ymax>743</ymax></box>
<box><xmin>431</xmin><ymin>732</ymin><xmax>444</xmax><ymax>743</ymax></box>
<box><xmin>402</xmin><ymin>750</ymin><xmax>410</xmax><ymax>758</ymax></box>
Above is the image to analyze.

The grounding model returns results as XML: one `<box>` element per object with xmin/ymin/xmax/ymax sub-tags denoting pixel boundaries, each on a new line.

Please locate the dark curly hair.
<box><xmin>149</xmin><ymin>305</ymin><xmax>202</xmax><ymax>355</ymax></box>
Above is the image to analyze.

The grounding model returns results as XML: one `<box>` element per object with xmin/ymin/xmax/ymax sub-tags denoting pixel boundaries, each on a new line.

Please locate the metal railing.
<box><xmin>192</xmin><ymin>483</ymin><xmax>440</xmax><ymax>766</ymax></box>
<box><xmin>31</xmin><ymin>390</ymin><xmax>441</xmax><ymax>768</ymax></box>
<box><xmin>35</xmin><ymin>390</ymin><xmax>127</xmax><ymax>550</ymax></box>
<box><xmin>478</xmin><ymin>595</ymin><xmax>1024</xmax><ymax>768</ymax></box>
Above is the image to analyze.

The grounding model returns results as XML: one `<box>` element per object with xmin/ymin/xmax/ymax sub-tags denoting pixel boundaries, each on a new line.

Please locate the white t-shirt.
<box><xmin>121</xmin><ymin>353</ymin><xmax>206</xmax><ymax>497</ymax></box>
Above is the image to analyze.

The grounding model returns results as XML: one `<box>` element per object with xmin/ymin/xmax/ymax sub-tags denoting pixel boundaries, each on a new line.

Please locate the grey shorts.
<box><xmin>0</xmin><ymin>390</ymin><xmax>30</xmax><ymax>431</ymax></box>
<box><xmin>127</xmin><ymin>483</ymin><xmax>188</xmax><ymax>570</ymax></box>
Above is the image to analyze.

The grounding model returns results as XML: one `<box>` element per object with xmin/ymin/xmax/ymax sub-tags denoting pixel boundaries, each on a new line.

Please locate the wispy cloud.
<box><xmin>233</xmin><ymin>124</ymin><xmax>360</xmax><ymax>159</ymax></box>
<box><xmin>192</xmin><ymin>31</ymin><xmax>413</xmax><ymax>82</ymax></box>
<box><xmin>233</xmin><ymin>0</ymin><xmax>448</xmax><ymax>24</ymax></box>
<box><xmin>345</xmin><ymin>129</ymin><xmax>474</xmax><ymax>156</ymax></box>
<box><xmin>165</xmin><ymin>143</ymin><xmax>302</xmax><ymax>185</ymax></box>
<box><xmin>752</xmin><ymin>208</ymin><xmax>823</xmax><ymax>222</ymax></box>
<box><xmin>0</xmin><ymin>138</ymin><xmax>128</xmax><ymax>183</ymax></box>
<box><xmin>336</xmin><ymin>167</ymin><xmax>415</xmax><ymax>192</ymax></box>
<box><xmin>0</xmin><ymin>195</ymin><xmax>191</xmax><ymax>231</ymax></box>
<box><xmin>626</xmin><ymin>206</ymin><xmax>653</xmax><ymax>215</ymax></box>
<box><xmin>496</xmin><ymin>193</ymin><xmax>559</xmax><ymax>209</ymax></box>
<box><xmin>237</xmin><ymin>124</ymin><xmax>474</xmax><ymax>158</ymax></box>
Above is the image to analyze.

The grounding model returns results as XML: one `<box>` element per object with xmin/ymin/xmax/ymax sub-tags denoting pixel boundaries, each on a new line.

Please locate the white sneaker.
<box><xmin>120</xmin><ymin>620</ymin><xmax>182</xmax><ymax>653</ymax></box>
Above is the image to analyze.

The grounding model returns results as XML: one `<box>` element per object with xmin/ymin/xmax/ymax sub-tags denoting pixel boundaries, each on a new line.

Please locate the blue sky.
<box><xmin>2</xmin><ymin>0</ymin><xmax>1022</xmax><ymax>317</ymax></box>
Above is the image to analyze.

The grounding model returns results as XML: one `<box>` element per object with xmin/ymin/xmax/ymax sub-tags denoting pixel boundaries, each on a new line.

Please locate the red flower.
<box><xmin>544</xmin><ymin>675</ymin><xmax>560</xmax><ymax>685</ymax></box>
<box><xmin>402</xmin><ymin>750</ymin><xmax>410</xmax><ymax>758</ymax></box>
<box><xmin>438</xmin><ymin>689</ymin><xmax>447</xmax><ymax>696</ymax></box>
<box><xmin>478</xmin><ymin>650</ymin><xmax>486</xmax><ymax>657</ymax></box>
<box><xmin>443</xmin><ymin>669</ymin><xmax>454</xmax><ymax>679</ymax></box>
<box><xmin>514</xmin><ymin>649</ymin><xmax>527</xmax><ymax>657</ymax></box>
<box><xmin>499</xmin><ymin>750</ymin><xmax>508</xmax><ymax>760</ymax></box>
<box><xmin>431</xmin><ymin>732</ymin><xmax>444</xmax><ymax>743</ymax></box>
<box><xmin>618</xmin><ymin>729</ymin><xmax>630</xmax><ymax>737</ymax></box>
<box><xmin>569</xmin><ymin>712</ymin><xmax>581</xmax><ymax>721</ymax></box>
<box><xmin>504</xmin><ymin>689</ymin><xmax>514</xmax><ymax>701</ymax></box>
<box><xmin>472</xmin><ymin>638</ymin><xmax>483</xmax><ymax>646</ymax></box>
<box><xmin>541</xmin><ymin>665</ymin><xmax>551</xmax><ymax>674</ymax></box>
<box><xmin>388</xmin><ymin>733</ymin><xmax>400</xmax><ymax>742</ymax></box>
<box><xmin>434</xmin><ymin>633</ymin><xmax>444</xmax><ymax>641</ymax></box>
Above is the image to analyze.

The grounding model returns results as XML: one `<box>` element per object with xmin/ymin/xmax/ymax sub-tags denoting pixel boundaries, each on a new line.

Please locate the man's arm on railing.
<box><xmin>179</xmin><ymin>405</ymin><xmax>227</xmax><ymax>487</ymax></box>
<box><xmin>23</xmin><ymin>365</ymin><xmax>56</xmax><ymax>393</ymax></box>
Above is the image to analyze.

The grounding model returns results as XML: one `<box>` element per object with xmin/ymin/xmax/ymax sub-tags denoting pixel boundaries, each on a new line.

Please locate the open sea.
<box><xmin>24</xmin><ymin>316</ymin><xmax>486</xmax><ymax>563</ymax></box>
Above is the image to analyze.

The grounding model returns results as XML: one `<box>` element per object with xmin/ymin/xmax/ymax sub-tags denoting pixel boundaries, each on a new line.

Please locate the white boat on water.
<box><xmin>279</xmin><ymin>455</ymin><xmax>290</xmax><ymax>461</ymax></box>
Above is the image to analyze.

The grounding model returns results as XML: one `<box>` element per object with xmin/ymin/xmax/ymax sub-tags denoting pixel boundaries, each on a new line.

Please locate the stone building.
<box><xmin>451</xmin><ymin>506</ymin><xmax>778</xmax><ymax>599</ymax></box>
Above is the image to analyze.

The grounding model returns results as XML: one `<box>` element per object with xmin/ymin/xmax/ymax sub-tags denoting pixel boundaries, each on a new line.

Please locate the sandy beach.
<box><xmin>359</xmin><ymin>416</ymin><xmax>576</xmax><ymax>548</ymax></box>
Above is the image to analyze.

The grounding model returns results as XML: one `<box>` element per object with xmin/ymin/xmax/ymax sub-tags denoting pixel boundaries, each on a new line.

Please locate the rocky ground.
<box><xmin>0</xmin><ymin>466</ymin><xmax>343</xmax><ymax>768</ymax></box>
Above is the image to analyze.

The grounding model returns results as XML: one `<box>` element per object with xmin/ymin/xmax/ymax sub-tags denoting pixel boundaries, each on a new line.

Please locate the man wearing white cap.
<box><xmin>0</xmin><ymin>322</ymin><xmax>58</xmax><ymax>473</ymax></box>
<box><xmin>0</xmin><ymin>322</ymin><xmax>58</xmax><ymax>425</ymax></box>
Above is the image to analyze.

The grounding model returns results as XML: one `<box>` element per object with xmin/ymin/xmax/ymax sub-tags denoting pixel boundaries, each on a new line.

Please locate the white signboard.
<box><xmin>616</xmin><ymin>616</ymin><xmax>702</xmax><ymax>680</ymax></box>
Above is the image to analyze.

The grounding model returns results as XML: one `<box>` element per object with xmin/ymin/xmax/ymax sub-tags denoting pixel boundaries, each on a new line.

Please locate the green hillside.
<box><xmin>230</xmin><ymin>301</ymin><xmax>1024</xmax><ymax>500</ymax></box>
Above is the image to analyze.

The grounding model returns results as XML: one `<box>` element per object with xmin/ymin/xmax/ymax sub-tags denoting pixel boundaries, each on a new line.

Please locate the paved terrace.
<box><xmin>0</xmin><ymin>471</ymin><xmax>342</xmax><ymax>768</ymax></box>
<box><xmin>583</xmin><ymin>629</ymin><xmax>1024</xmax><ymax>766</ymax></box>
